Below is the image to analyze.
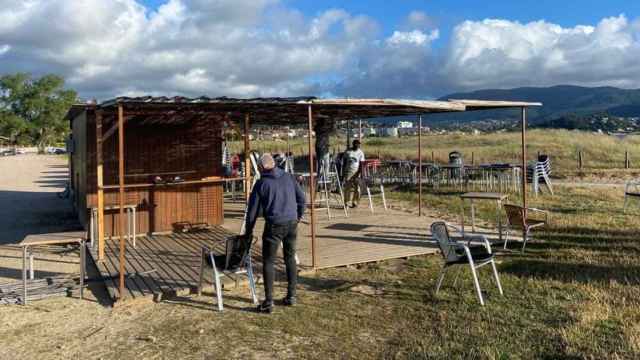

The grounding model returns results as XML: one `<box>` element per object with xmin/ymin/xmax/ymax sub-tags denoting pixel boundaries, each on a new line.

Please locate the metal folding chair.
<box><xmin>197</xmin><ymin>235</ymin><xmax>259</xmax><ymax>311</ymax></box>
<box><xmin>431</xmin><ymin>221</ymin><xmax>503</xmax><ymax>306</ymax></box>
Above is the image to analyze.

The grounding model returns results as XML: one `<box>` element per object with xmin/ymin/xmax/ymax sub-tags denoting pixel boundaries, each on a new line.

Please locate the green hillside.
<box><xmin>428</xmin><ymin>85</ymin><xmax>640</xmax><ymax>124</ymax></box>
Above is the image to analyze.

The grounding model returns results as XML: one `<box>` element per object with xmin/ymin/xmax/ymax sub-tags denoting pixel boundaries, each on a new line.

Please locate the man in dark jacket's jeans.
<box><xmin>245</xmin><ymin>153</ymin><xmax>306</xmax><ymax>313</ymax></box>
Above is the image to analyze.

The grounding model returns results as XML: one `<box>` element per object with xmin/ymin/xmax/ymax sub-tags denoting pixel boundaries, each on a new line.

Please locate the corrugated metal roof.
<box><xmin>447</xmin><ymin>99</ymin><xmax>543</xmax><ymax>109</ymax></box>
<box><xmin>99</xmin><ymin>96</ymin><xmax>317</xmax><ymax>107</ymax></box>
<box><xmin>66</xmin><ymin>95</ymin><xmax>542</xmax><ymax>126</ymax></box>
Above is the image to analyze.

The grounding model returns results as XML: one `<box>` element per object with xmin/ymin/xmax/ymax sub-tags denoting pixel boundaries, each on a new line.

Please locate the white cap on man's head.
<box><xmin>260</xmin><ymin>153</ymin><xmax>275</xmax><ymax>170</ymax></box>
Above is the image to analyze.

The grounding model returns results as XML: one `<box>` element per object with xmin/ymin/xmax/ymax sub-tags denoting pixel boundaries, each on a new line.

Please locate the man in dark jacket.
<box><xmin>245</xmin><ymin>153</ymin><xmax>306</xmax><ymax>313</ymax></box>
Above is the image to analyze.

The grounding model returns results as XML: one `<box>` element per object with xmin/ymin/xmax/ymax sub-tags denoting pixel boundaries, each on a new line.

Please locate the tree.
<box><xmin>0</xmin><ymin>110</ymin><xmax>28</xmax><ymax>145</ymax></box>
<box><xmin>0</xmin><ymin>73</ymin><xmax>77</xmax><ymax>152</ymax></box>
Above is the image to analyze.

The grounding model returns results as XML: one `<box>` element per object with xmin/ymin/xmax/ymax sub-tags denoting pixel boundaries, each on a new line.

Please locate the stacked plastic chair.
<box><xmin>527</xmin><ymin>154</ymin><xmax>553</xmax><ymax>196</ymax></box>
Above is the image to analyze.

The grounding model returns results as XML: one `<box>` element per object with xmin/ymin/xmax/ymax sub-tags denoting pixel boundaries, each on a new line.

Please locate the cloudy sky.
<box><xmin>1</xmin><ymin>0</ymin><xmax>639</xmax><ymax>100</ymax></box>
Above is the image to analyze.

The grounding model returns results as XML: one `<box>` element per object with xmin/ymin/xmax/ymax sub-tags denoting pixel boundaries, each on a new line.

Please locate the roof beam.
<box><xmin>102</xmin><ymin>116</ymin><xmax>129</xmax><ymax>143</ymax></box>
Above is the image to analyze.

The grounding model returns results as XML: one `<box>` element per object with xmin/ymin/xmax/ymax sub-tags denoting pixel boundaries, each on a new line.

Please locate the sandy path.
<box><xmin>0</xmin><ymin>154</ymin><xmax>84</xmax><ymax>284</ymax></box>
<box><xmin>0</xmin><ymin>154</ymin><xmax>78</xmax><ymax>245</ymax></box>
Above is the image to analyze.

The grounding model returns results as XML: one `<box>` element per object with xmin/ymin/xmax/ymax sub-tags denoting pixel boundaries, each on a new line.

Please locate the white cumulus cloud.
<box><xmin>443</xmin><ymin>15</ymin><xmax>640</xmax><ymax>90</ymax></box>
<box><xmin>0</xmin><ymin>0</ymin><xmax>375</xmax><ymax>99</ymax></box>
<box><xmin>0</xmin><ymin>1</ymin><xmax>639</xmax><ymax>100</ymax></box>
<box><xmin>386</xmin><ymin>29</ymin><xmax>439</xmax><ymax>46</ymax></box>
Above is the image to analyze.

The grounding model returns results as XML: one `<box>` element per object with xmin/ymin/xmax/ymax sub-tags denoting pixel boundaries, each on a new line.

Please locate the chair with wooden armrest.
<box><xmin>503</xmin><ymin>204</ymin><xmax>549</xmax><ymax>252</ymax></box>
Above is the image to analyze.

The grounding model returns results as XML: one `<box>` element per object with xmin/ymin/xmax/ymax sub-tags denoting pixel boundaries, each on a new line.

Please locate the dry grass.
<box><xmin>2</xmin><ymin>185</ymin><xmax>640</xmax><ymax>358</ymax></box>
<box><xmin>384</xmin><ymin>184</ymin><xmax>640</xmax><ymax>358</ymax></box>
<box><xmin>4</xmin><ymin>142</ymin><xmax>640</xmax><ymax>358</ymax></box>
<box><xmin>230</xmin><ymin>129</ymin><xmax>640</xmax><ymax>179</ymax></box>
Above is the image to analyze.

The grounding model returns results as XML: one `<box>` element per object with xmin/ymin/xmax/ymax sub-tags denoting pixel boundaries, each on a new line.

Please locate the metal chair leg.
<box><xmin>503</xmin><ymin>228</ymin><xmax>510</xmax><ymax>250</ymax></box>
<box><xmin>246</xmin><ymin>258</ymin><xmax>259</xmax><ymax>305</ymax></box>
<box><xmin>469</xmin><ymin>263</ymin><xmax>484</xmax><ymax>306</ymax></box>
<box><xmin>490</xmin><ymin>260</ymin><xmax>503</xmax><ymax>295</ymax></box>
<box><xmin>380</xmin><ymin>184</ymin><xmax>387</xmax><ymax>211</ymax></box>
<box><xmin>211</xmin><ymin>255</ymin><xmax>224</xmax><ymax>311</ymax></box>
<box><xmin>521</xmin><ymin>228</ymin><xmax>530</xmax><ymax>252</ymax></box>
<box><xmin>214</xmin><ymin>274</ymin><xmax>223</xmax><ymax>311</ymax></box>
<box><xmin>366</xmin><ymin>186</ymin><xmax>373</xmax><ymax>214</ymax></box>
<box><xmin>435</xmin><ymin>266</ymin><xmax>447</xmax><ymax>294</ymax></box>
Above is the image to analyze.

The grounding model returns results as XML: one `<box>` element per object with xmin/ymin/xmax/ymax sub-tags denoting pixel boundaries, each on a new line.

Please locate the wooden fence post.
<box><xmin>578</xmin><ymin>150</ymin><xmax>583</xmax><ymax>169</ymax></box>
<box><xmin>625</xmin><ymin>150</ymin><xmax>630</xmax><ymax>169</ymax></box>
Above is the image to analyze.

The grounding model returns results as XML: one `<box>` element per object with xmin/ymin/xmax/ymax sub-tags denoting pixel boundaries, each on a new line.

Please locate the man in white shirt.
<box><xmin>342</xmin><ymin>139</ymin><xmax>365</xmax><ymax>208</ymax></box>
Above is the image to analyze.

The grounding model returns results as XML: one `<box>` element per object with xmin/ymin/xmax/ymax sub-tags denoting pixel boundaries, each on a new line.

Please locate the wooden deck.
<box><xmin>88</xmin><ymin>227</ymin><xmax>257</xmax><ymax>305</ymax></box>
<box><xmin>89</xmin><ymin>200</ymin><xmax>507</xmax><ymax>305</ymax></box>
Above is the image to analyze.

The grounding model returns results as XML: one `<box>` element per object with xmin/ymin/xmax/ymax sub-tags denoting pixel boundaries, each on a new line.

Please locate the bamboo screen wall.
<box><xmin>83</xmin><ymin>112</ymin><xmax>224</xmax><ymax>236</ymax></box>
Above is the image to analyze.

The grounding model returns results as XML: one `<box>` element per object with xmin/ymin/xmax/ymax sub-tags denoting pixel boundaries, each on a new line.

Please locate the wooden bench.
<box><xmin>19</xmin><ymin>231</ymin><xmax>87</xmax><ymax>305</ymax></box>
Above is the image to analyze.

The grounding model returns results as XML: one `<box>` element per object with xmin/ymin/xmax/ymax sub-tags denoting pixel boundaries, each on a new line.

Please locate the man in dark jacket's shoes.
<box><xmin>245</xmin><ymin>153</ymin><xmax>306</xmax><ymax>314</ymax></box>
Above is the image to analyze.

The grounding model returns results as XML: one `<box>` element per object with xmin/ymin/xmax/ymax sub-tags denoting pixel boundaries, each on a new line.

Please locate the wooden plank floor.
<box><xmin>222</xmin><ymin>201</ymin><xmax>507</xmax><ymax>270</ymax></box>
<box><xmin>88</xmin><ymin>226</ymin><xmax>289</xmax><ymax>305</ymax></box>
<box><xmin>89</xmin><ymin>200</ymin><xmax>509</xmax><ymax>305</ymax></box>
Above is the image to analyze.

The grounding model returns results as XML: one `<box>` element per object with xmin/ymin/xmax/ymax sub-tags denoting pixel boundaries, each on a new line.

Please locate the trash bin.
<box><xmin>449</xmin><ymin>151</ymin><xmax>463</xmax><ymax>179</ymax></box>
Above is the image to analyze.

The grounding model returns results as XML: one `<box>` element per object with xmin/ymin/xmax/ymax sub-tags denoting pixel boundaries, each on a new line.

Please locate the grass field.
<box><xmin>4</xmin><ymin>184</ymin><xmax>639</xmax><ymax>358</ymax></box>
<box><xmin>230</xmin><ymin>129</ymin><xmax>640</xmax><ymax>179</ymax></box>
<box><xmin>4</xmin><ymin>133</ymin><xmax>640</xmax><ymax>358</ymax></box>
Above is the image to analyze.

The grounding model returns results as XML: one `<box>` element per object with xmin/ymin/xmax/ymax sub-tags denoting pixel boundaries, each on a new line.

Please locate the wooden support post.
<box><xmin>244</xmin><ymin>114</ymin><xmax>251</xmax><ymax>201</ymax></box>
<box><xmin>521</xmin><ymin>107</ymin><xmax>528</xmax><ymax>229</ymax></box>
<box><xmin>307</xmin><ymin>106</ymin><xmax>317</xmax><ymax>269</ymax></box>
<box><xmin>95</xmin><ymin>110</ymin><xmax>105</xmax><ymax>261</ymax></box>
<box><xmin>431</xmin><ymin>151</ymin><xmax>435</xmax><ymax>163</ymax></box>
<box><xmin>418</xmin><ymin>115</ymin><xmax>423</xmax><ymax>217</ymax></box>
<box><xmin>117</xmin><ymin>104</ymin><xmax>126</xmax><ymax>299</ymax></box>
<box><xmin>471</xmin><ymin>152</ymin><xmax>475</xmax><ymax>165</ymax></box>
<box><xmin>358</xmin><ymin>119</ymin><xmax>362</xmax><ymax>140</ymax></box>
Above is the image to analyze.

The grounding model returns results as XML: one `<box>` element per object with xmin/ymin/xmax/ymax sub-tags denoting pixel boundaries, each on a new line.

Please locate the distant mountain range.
<box><xmin>436</xmin><ymin>85</ymin><xmax>640</xmax><ymax>123</ymax></box>
<box><xmin>366</xmin><ymin>85</ymin><xmax>640</xmax><ymax>128</ymax></box>
<box><xmin>364</xmin><ymin>85</ymin><xmax>640</xmax><ymax>127</ymax></box>
<box><xmin>370</xmin><ymin>85</ymin><xmax>640</xmax><ymax>131</ymax></box>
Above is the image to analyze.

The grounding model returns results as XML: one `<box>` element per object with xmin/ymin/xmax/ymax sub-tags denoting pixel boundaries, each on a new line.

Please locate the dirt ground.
<box><xmin>0</xmin><ymin>154</ymin><xmax>78</xmax><ymax>245</ymax></box>
<box><xmin>0</xmin><ymin>154</ymin><xmax>82</xmax><ymax>284</ymax></box>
